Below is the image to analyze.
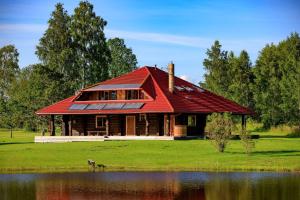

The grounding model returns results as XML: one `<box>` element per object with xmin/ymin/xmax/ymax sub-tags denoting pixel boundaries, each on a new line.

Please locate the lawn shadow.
<box><xmin>259</xmin><ymin>135</ymin><xmax>288</xmax><ymax>138</ymax></box>
<box><xmin>253</xmin><ymin>150</ymin><xmax>300</xmax><ymax>155</ymax></box>
<box><xmin>227</xmin><ymin>150</ymin><xmax>300</xmax><ymax>156</ymax></box>
<box><xmin>249</xmin><ymin>126</ymin><xmax>268</xmax><ymax>133</ymax></box>
<box><xmin>0</xmin><ymin>142</ymin><xmax>34</xmax><ymax>145</ymax></box>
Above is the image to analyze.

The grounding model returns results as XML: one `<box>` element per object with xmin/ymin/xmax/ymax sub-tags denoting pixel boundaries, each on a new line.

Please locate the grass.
<box><xmin>0</xmin><ymin>125</ymin><xmax>300</xmax><ymax>173</ymax></box>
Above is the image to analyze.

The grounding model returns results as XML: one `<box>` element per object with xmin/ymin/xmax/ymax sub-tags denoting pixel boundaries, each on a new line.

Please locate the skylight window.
<box><xmin>174</xmin><ymin>86</ymin><xmax>185</xmax><ymax>91</ymax></box>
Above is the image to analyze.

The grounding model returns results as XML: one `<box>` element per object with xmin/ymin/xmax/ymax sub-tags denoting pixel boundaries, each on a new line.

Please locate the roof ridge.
<box><xmin>145</xmin><ymin>67</ymin><xmax>174</xmax><ymax>112</ymax></box>
<box><xmin>81</xmin><ymin>66</ymin><xmax>148</xmax><ymax>91</ymax></box>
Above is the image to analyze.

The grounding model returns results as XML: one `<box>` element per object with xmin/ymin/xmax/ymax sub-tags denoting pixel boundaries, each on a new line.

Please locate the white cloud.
<box><xmin>0</xmin><ymin>23</ymin><xmax>279</xmax><ymax>53</ymax></box>
<box><xmin>106</xmin><ymin>29</ymin><xmax>212</xmax><ymax>48</ymax></box>
<box><xmin>105</xmin><ymin>29</ymin><xmax>279</xmax><ymax>52</ymax></box>
<box><xmin>0</xmin><ymin>23</ymin><xmax>46</xmax><ymax>33</ymax></box>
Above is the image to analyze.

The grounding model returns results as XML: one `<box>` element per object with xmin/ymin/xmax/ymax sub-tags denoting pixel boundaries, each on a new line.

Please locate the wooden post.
<box><xmin>106</xmin><ymin>116</ymin><xmax>109</xmax><ymax>136</ymax></box>
<box><xmin>69</xmin><ymin>115</ymin><xmax>72</xmax><ymax>136</ymax></box>
<box><xmin>83</xmin><ymin>116</ymin><xmax>87</xmax><ymax>136</ymax></box>
<box><xmin>164</xmin><ymin>114</ymin><xmax>170</xmax><ymax>136</ymax></box>
<box><xmin>145</xmin><ymin>114</ymin><xmax>149</xmax><ymax>136</ymax></box>
<box><xmin>50</xmin><ymin>115</ymin><xmax>55</xmax><ymax>136</ymax></box>
<box><xmin>62</xmin><ymin>115</ymin><xmax>69</xmax><ymax>136</ymax></box>
<box><xmin>242</xmin><ymin>115</ymin><xmax>246</xmax><ymax>131</ymax></box>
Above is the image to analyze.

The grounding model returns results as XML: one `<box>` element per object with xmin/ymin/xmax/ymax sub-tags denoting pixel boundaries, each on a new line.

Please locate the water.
<box><xmin>0</xmin><ymin>172</ymin><xmax>299</xmax><ymax>200</ymax></box>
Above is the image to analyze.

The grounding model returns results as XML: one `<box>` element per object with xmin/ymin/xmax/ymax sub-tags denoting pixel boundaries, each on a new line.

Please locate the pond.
<box><xmin>0</xmin><ymin>172</ymin><xmax>299</xmax><ymax>200</ymax></box>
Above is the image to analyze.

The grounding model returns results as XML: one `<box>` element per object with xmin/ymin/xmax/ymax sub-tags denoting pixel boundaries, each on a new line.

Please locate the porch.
<box><xmin>48</xmin><ymin>113</ymin><xmax>209</xmax><ymax>137</ymax></box>
<box><xmin>35</xmin><ymin>135</ymin><xmax>174</xmax><ymax>143</ymax></box>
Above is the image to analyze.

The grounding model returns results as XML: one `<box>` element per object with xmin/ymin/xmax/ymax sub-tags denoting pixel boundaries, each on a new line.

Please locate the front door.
<box><xmin>126</xmin><ymin>115</ymin><xmax>136</xmax><ymax>135</ymax></box>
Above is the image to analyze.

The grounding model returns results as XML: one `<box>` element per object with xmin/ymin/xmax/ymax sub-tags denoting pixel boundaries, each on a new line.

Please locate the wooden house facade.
<box><xmin>36</xmin><ymin>63</ymin><xmax>252</xmax><ymax>137</ymax></box>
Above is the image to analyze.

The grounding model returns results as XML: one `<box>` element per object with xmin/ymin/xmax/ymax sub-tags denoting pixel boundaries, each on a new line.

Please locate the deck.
<box><xmin>34</xmin><ymin>136</ymin><xmax>174</xmax><ymax>143</ymax></box>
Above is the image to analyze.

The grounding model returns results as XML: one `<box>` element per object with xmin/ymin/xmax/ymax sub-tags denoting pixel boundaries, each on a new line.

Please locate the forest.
<box><xmin>0</xmin><ymin>1</ymin><xmax>299</xmax><ymax>132</ymax></box>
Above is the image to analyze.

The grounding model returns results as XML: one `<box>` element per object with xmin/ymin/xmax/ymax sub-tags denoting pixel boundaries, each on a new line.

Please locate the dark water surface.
<box><xmin>0</xmin><ymin>172</ymin><xmax>299</xmax><ymax>200</ymax></box>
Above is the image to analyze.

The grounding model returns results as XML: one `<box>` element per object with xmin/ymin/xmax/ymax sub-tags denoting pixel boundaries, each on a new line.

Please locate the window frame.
<box><xmin>96</xmin><ymin>115</ymin><xmax>107</xmax><ymax>128</ymax></box>
<box><xmin>188</xmin><ymin>115</ymin><xmax>197</xmax><ymax>127</ymax></box>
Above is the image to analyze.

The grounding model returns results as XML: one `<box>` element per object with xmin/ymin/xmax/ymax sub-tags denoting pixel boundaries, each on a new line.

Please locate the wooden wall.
<box><xmin>67</xmin><ymin>113</ymin><xmax>206</xmax><ymax>136</ymax></box>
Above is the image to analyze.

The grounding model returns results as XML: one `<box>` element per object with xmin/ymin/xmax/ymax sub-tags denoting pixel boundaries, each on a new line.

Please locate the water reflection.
<box><xmin>0</xmin><ymin>172</ymin><xmax>299</xmax><ymax>200</ymax></box>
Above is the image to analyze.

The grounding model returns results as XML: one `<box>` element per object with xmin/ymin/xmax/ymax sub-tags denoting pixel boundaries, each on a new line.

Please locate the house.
<box><xmin>36</xmin><ymin>63</ymin><xmax>252</xmax><ymax>138</ymax></box>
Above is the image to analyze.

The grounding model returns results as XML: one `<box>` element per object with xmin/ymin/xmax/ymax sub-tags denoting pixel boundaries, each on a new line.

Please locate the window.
<box><xmin>99</xmin><ymin>91</ymin><xmax>108</xmax><ymax>100</ymax></box>
<box><xmin>188</xmin><ymin>115</ymin><xmax>196</xmax><ymax>127</ymax></box>
<box><xmin>139</xmin><ymin>91</ymin><xmax>145</xmax><ymax>99</ymax></box>
<box><xmin>125</xmin><ymin>90</ymin><xmax>139</xmax><ymax>100</ymax></box>
<box><xmin>110</xmin><ymin>91</ymin><xmax>117</xmax><ymax>100</ymax></box>
<box><xmin>99</xmin><ymin>91</ymin><xmax>117</xmax><ymax>100</ymax></box>
<box><xmin>96</xmin><ymin>116</ymin><xmax>106</xmax><ymax>128</ymax></box>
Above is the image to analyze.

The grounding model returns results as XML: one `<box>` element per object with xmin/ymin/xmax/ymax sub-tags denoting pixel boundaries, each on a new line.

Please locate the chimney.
<box><xmin>168</xmin><ymin>62</ymin><xmax>174</xmax><ymax>93</ymax></box>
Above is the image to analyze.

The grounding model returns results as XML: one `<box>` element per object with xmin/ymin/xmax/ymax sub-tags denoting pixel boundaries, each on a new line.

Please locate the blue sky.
<box><xmin>0</xmin><ymin>0</ymin><xmax>299</xmax><ymax>83</ymax></box>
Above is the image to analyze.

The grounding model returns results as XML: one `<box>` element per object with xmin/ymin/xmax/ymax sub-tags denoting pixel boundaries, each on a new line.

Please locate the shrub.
<box><xmin>206</xmin><ymin>113</ymin><xmax>234</xmax><ymax>152</ymax></box>
<box><xmin>240</xmin><ymin>129</ymin><xmax>255</xmax><ymax>154</ymax></box>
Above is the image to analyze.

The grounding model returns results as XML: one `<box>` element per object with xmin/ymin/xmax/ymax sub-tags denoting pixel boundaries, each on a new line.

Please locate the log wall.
<box><xmin>68</xmin><ymin>113</ymin><xmax>206</xmax><ymax>136</ymax></box>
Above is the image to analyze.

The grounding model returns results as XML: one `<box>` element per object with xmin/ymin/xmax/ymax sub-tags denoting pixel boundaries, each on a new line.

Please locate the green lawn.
<box><xmin>0</xmin><ymin>127</ymin><xmax>300</xmax><ymax>173</ymax></box>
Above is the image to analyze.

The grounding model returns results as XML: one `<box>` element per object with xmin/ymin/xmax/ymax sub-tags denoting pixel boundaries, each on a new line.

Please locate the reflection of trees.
<box><xmin>204</xmin><ymin>173</ymin><xmax>300</xmax><ymax>200</ymax></box>
<box><xmin>0</xmin><ymin>180</ymin><xmax>36</xmax><ymax>200</ymax></box>
<box><xmin>1</xmin><ymin>172</ymin><xmax>300</xmax><ymax>200</ymax></box>
<box><xmin>34</xmin><ymin>172</ymin><xmax>206</xmax><ymax>200</ymax></box>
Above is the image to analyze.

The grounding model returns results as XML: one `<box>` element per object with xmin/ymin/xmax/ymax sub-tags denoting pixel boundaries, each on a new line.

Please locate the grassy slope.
<box><xmin>0</xmin><ymin>127</ymin><xmax>300</xmax><ymax>173</ymax></box>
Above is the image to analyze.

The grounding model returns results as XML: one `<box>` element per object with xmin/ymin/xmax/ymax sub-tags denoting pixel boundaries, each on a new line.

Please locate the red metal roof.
<box><xmin>36</xmin><ymin>66</ymin><xmax>253</xmax><ymax>115</ymax></box>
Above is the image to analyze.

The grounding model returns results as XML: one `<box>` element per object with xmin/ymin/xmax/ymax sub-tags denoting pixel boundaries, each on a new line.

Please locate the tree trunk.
<box><xmin>10</xmin><ymin>127</ymin><xmax>12</xmax><ymax>138</ymax></box>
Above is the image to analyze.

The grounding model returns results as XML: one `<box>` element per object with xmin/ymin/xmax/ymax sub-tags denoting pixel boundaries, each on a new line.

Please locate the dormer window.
<box><xmin>77</xmin><ymin>89</ymin><xmax>148</xmax><ymax>101</ymax></box>
<box><xmin>126</xmin><ymin>90</ymin><xmax>139</xmax><ymax>100</ymax></box>
<box><xmin>99</xmin><ymin>91</ymin><xmax>117</xmax><ymax>100</ymax></box>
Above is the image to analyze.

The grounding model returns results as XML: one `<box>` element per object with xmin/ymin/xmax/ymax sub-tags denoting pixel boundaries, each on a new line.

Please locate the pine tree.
<box><xmin>36</xmin><ymin>3</ymin><xmax>76</xmax><ymax>99</ymax></box>
<box><xmin>70</xmin><ymin>1</ymin><xmax>111</xmax><ymax>88</ymax></box>
<box><xmin>228</xmin><ymin>50</ymin><xmax>254</xmax><ymax>108</ymax></box>
<box><xmin>201</xmin><ymin>40</ymin><xmax>230</xmax><ymax>97</ymax></box>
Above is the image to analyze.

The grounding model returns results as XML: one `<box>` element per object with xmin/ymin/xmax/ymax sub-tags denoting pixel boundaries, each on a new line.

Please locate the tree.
<box><xmin>253</xmin><ymin>33</ymin><xmax>300</xmax><ymax>127</ymax></box>
<box><xmin>0</xmin><ymin>45</ymin><xmax>19</xmax><ymax>97</ymax></box>
<box><xmin>70</xmin><ymin>1</ymin><xmax>111</xmax><ymax>88</ymax></box>
<box><xmin>36</xmin><ymin>3</ymin><xmax>76</xmax><ymax>99</ymax></box>
<box><xmin>206</xmin><ymin>113</ymin><xmax>234</xmax><ymax>152</ymax></box>
<box><xmin>107</xmin><ymin>38</ymin><xmax>138</xmax><ymax>78</ymax></box>
<box><xmin>277</xmin><ymin>33</ymin><xmax>300</xmax><ymax>126</ymax></box>
<box><xmin>0</xmin><ymin>97</ymin><xmax>17</xmax><ymax>137</ymax></box>
<box><xmin>253</xmin><ymin>44</ymin><xmax>282</xmax><ymax>127</ymax></box>
<box><xmin>201</xmin><ymin>40</ymin><xmax>230</xmax><ymax>97</ymax></box>
<box><xmin>8</xmin><ymin>65</ymin><xmax>52</xmax><ymax>131</ymax></box>
<box><xmin>0</xmin><ymin>45</ymin><xmax>19</xmax><ymax>134</ymax></box>
<box><xmin>228</xmin><ymin>50</ymin><xmax>254</xmax><ymax>108</ymax></box>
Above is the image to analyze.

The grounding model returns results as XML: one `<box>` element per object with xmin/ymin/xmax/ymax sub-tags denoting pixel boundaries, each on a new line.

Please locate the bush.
<box><xmin>240</xmin><ymin>129</ymin><xmax>255</xmax><ymax>154</ymax></box>
<box><xmin>287</xmin><ymin>127</ymin><xmax>300</xmax><ymax>138</ymax></box>
<box><xmin>206</xmin><ymin>113</ymin><xmax>234</xmax><ymax>152</ymax></box>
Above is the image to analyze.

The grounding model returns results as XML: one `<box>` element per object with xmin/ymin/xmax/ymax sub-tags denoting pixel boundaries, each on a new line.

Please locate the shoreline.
<box><xmin>1</xmin><ymin>166</ymin><xmax>299</xmax><ymax>174</ymax></box>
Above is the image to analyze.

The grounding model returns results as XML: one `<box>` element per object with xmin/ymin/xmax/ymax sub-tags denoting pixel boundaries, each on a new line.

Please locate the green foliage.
<box><xmin>240</xmin><ymin>129</ymin><xmax>255</xmax><ymax>154</ymax></box>
<box><xmin>0</xmin><ymin>45</ymin><xmax>19</xmax><ymax>132</ymax></box>
<box><xmin>201</xmin><ymin>41</ymin><xmax>230</xmax><ymax>97</ymax></box>
<box><xmin>206</xmin><ymin>113</ymin><xmax>234</xmax><ymax>152</ymax></box>
<box><xmin>36</xmin><ymin>3</ymin><xmax>77</xmax><ymax>98</ymax></box>
<box><xmin>0</xmin><ymin>45</ymin><xmax>19</xmax><ymax>97</ymax></box>
<box><xmin>228</xmin><ymin>50</ymin><xmax>254</xmax><ymax>108</ymax></box>
<box><xmin>107</xmin><ymin>38</ymin><xmax>138</xmax><ymax>78</ymax></box>
<box><xmin>8</xmin><ymin>65</ymin><xmax>50</xmax><ymax>131</ymax></box>
<box><xmin>253</xmin><ymin>33</ymin><xmax>300</xmax><ymax>127</ymax></box>
<box><xmin>70</xmin><ymin>1</ymin><xmax>111</xmax><ymax>88</ymax></box>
